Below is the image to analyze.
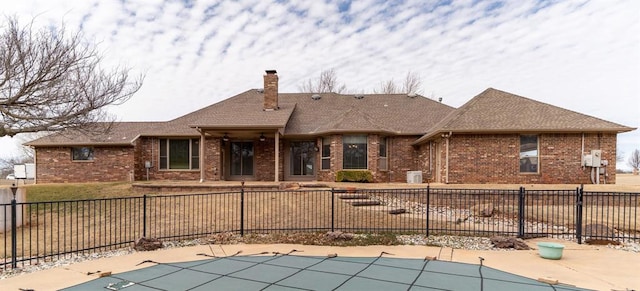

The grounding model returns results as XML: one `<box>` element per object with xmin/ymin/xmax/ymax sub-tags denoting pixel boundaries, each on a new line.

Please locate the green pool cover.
<box><xmin>62</xmin><ymin>251</ymin><xmax>592</xmax><ymax>291</ymax></box>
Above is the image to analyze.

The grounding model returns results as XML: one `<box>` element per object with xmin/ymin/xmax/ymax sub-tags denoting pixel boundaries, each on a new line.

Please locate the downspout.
<box><xmin>429</xmin><ymin>141</ymin><xmax>433</xmax><ymax>178</ymax></box>
<box><xmin>444</xmin><ymin>132</ymin><xmax>451</xmax><ymax>184</ymax></box>
<box><xmin>32</xmin><ymin>146</ymin><xmax>37</xmax><ymax>184</ymax></box>
<box><xmin>198</xmin><ymin>128</ymin><xmax>205</xmax><ymax>183</ymax></box>
<box><xmin>581</xmin><ymin>133</ymin><xmax>585</xmax><ymax>170</ymax></box>
<box><xmin>274</xmin><ymin>131</ymin><xmax>279</xmax><ymax>182</ymax></box>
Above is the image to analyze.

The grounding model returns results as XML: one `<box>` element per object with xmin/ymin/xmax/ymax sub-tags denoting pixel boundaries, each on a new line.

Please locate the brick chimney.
<box><xmin>263</xmin><ymin>70</ymin><xmax>278</xmax><ymax>111</ymax></box>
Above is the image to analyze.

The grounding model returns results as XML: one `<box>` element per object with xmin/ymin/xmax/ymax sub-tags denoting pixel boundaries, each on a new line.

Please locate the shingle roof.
<box><xmin>280</xmin><ymin>92</ymin><xmax>454</xmax><ymax>135</ymax></box>
<box><xmin>171</xmin><ymin>89</ymin><xmax>296</xmax><ymax>129</ymax></box>
<box><xmin>27</xmin><ymin>87</ymin><xmax>633</xmax><ymax>147</ymax></box>
<box><xmin>25</xmin><ymin>122</ymin><xmax>167</xmax><ymax>146</ymax></box>
<box><xmin>168</xmin><ymin>90</ymin><xmax>453</xmax><ymax>135</ymax></box>
<box><xmin>413</xmin><ymin>88</ymin><xmax>635</xmax><ymax>145</ymax></box>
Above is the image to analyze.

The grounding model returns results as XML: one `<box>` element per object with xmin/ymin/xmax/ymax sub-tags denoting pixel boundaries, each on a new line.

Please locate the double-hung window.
<box><xmin>321</xmin><ymin>137</ymin><xmax>331</xmax><ymax>170</ymax></box>
<box><xmin>159</xmin><ymin>138</ymin><xmax>200</xmax><ymax>170</ymax></box>
<box><xmin>378</xmin><ymin>137</ymin><xmax>388</xmax><ymax>170</ymax></box>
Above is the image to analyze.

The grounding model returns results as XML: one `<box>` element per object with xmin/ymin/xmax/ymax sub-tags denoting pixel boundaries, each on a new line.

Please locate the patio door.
<box><xmin>288</xmin><ymin>141</ymin><xmax>316</xmax><ymax>180</ymax></box>
<box><xmin>229</xmin><ymin>142</ymin><xmax>254</xmax><ymax>179</ymax></box>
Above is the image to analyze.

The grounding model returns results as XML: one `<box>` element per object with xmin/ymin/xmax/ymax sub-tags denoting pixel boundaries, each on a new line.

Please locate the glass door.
<box><xmin>230</xmin><ymin>142</ymin><xmax>254</xmax><ymax>177</ymax></box>
<box><xmin>290</xmin><ymin>141</ymin><xmax>316</xmax><ymax>177</ymax></box>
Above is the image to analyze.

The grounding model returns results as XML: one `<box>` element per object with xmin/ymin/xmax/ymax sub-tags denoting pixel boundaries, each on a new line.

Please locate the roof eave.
<box><xmin>412</xmin><ymin>127</ymin><xmax>636</xmax><ymax>146</ymax></box>
<box><xmin>190</xmin><ymin>125</ymin><xmax>287</xmax><ymax>130</ymax></box>
<box><xmin>27</xmin><ymin>141</ymin><xmax>136</xmax><ymax>147</ymax></box>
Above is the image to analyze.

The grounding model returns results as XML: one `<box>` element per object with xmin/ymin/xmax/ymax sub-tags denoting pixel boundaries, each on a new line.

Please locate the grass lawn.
<box><xmin>1</xmin><ymin>179</ymin><xmax>638</xmax><ymax>266</ymax></box>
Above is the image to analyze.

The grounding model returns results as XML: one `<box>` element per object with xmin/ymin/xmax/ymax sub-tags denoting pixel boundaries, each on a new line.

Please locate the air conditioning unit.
<box><xmin>407</xmin><ymin>171</ymin><xmax>423</xmax><ymax>184</ymax></box>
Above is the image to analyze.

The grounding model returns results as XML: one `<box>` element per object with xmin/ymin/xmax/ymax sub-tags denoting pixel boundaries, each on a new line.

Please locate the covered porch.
<box><xmin>194</xmin><ymin>128</ymin><xmax>320</xmax><ymax>183</ymax></box>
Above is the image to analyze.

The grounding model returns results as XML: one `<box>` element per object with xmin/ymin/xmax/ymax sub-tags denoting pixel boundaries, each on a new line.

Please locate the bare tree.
<box><xmin>401</xmin><ymin>71</ymin><xmax>422</xmax><ymax>94</ymax></box>
<box><xmin>0</xmin><ymin>153</ymin><xmax>33</xmax><ymax>177</ymax></box>
<box><xmin>628</xmin><ymin>149</ymin><xmax>640</xmax><ymax>171</ymax></box>
<box><xmin>373</xmin><ymin>71</ymin><xmax>422</xmax><ymax>94</ymax></box>
<box><xmin>374</xmin><ymin>79</ymin><xmax>398</xmax><ymax>94</ymax></box>
<box><xmin>299</xmin><ymin>68</ymin><xmax>347</xmax><ymax>93</ymax></box>
<box><xmin>616</xmin><ymin>150</ymin><xmax>625</xmax><ymax>163</ymax></box>
<box><xmin>0</xmin><ymin>16</ymin><xmax>143</xmax><ymax>137</ymax></box>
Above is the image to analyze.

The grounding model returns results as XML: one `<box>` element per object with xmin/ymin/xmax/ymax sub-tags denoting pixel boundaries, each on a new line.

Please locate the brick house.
<box><xmin>27</xmin><ymin>70</ymin><xmax>634</xmax><ymax>184</ymax></box>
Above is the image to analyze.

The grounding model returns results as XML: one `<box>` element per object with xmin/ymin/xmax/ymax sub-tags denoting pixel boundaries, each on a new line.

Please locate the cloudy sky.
<box><xmin>2</xmin><ymin>0</ymin><xmax>639</xmax><ymax>169</ymax></box>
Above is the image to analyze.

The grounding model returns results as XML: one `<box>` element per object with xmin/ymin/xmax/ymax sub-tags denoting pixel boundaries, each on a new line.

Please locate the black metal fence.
<box><xmin>1</xmin><ymin>186</ymin><xmax>638</xmax><ymax>269</ymax></box>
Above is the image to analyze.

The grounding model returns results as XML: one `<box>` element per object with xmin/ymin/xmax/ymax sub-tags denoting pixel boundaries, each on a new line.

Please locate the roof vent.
<box><xmin>354</xmin><ymin>94</ymin><xmax>364</xmax><ymax>99</ymax></box>
<box><xmin>256</xmin><ymin>88</ymin><xmax>264</xmax><ymax>93</ymax></box>
<box><xmin>407</xmin><ymin>92</ymin><xmax>417</xmax><ymax>98</ymax></box>
<box><xmin>311</xmin><ymin>94</ymin><xmax>321</xmax><ymax>100</ymax></box>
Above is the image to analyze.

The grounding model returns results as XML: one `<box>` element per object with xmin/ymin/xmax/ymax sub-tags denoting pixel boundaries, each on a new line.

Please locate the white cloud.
<box><xmin>1</xmin><ymin>0</ymin><xmax>639</xmax><ymax>169</ymax></box>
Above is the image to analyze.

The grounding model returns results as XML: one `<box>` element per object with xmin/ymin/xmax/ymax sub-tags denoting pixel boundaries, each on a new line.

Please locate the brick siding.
<box><xmin>442</xmin><ymin>133</ymin><xmax>617</xmax><ymax>184</ymax></box>
<box><xmin>34</xmin><ymin>133</ymin><xmax>619</xmax><ymax>184</ymax></box>
<box><xmin>35</xmin><ymin>146</ymin><xmax>134</xmax><ymax>183</ymax></box>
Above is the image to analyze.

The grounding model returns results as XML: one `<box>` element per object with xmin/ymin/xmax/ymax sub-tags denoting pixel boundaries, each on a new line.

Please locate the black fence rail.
<box><xmin>1</xmin><ymin>186</ymin><xmax>638</xmax><ymax>269</ymax></box>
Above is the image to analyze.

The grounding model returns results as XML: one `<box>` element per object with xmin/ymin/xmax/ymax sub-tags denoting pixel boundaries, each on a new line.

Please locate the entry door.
<box><xmin>289</xmin><ymin>141</ymin><xmax>316</xmax><ymax>178</ymax></box>
<box><xmin>230</xmin><ymin>142</ymin><xmax>254</xmax><ymax>178</ymax></box>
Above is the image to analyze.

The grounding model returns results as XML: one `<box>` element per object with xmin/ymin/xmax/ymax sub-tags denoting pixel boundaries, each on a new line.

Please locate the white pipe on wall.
<box><xmin>445</xmin><ymin>132</ymin><xmax>451</xmax><ymax>184</ymax></box>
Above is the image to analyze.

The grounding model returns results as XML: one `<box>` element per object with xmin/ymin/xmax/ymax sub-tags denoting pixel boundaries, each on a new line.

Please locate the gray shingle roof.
<box><xmin>413</xmin><ymin>88</ymin><xmax>634</xmax><ymax>145</ymax></box>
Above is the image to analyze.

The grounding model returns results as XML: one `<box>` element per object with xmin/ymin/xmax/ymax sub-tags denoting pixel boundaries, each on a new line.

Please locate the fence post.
<box><xmin>331</xmin><ymin>188</ymin><xmax>335</xmax><ymax>232</ymax></box>
<box><xmin>240</xmin><ymin>182</ymin><xmax>245</xmax><ymax>236</ymax></box>
<box><xmin>426</xmin><ymin>185</ymin><xmax>430</xmax><ymax>237</ymax></box>
<box><xmin>517</xmin><ymin>186</ymin><xmax>525</xmax><ymax>238</ymax></box>
<box><xmin>10</xmin><ymin>185</ymin><xmax>18</xmax><ymax>269</ymax></box>
<box><xmin>576</xmin><ymin>185</ymin><xmax>584</xmax><ymax>244</ymax></box>
<box><xmin>142</xmin><ymin>195</ymin><xmax>147</xmax><ymax>238</ymax></box>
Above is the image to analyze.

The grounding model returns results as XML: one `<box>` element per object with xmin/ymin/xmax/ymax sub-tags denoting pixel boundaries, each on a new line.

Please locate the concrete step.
<box><xmin>349</xmin><ymin>200</ymin><xmax>381</xmax><ymax>206</ymax></box>
<box><xmin>337</xmin><ymin>194</ymin><xmax>369</xmax><ymax>199</ymax></box>
<box><xmin>388</xmin><ymin>209</ymin><xmax>407</xmax><ymax>215</ymax></box>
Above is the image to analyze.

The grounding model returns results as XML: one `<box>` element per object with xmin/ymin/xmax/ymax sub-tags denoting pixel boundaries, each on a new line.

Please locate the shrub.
<box><xmin>336</xmin><ymin>170</ymin><xmax>373</xmax><ymax>183</ymax></box>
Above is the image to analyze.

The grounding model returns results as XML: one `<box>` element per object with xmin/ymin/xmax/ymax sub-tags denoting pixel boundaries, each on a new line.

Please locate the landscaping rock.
<box><xmin>490</xmin><ymin>236</ymin><xmax>530</xmax><ymax>250</ymax></box>
<box><xmin>585</xmin><ymin>239</ymin><xmax>621</xmax><ymax>246</ymax></box>
<box><xmin>584</xmin><ymin>224</ymin><xmax>614</xmax><ymax>238</ymax></box>
<box><xmin>471</xmin><ymin>203</ymin><xmax>495</xmax><ymax>217</ymax></box>
<box><xmin>326</xmin><ymin>231</ymin><xmax>354</xmax><ymax>241</ymax></box>
<box><xmin>206</xmin><ymin>232</ymin><xmax>241</xmax><ymax>244</ymax></box>
<box><xmin>279</xmin><ymin>182</ymin><xmax>300</xmax><ymax>190</ymax></box>
<box><xmin>134</xmin><ymin>237</ymin><xmax>163</xmax><ymax>251</ymax></box>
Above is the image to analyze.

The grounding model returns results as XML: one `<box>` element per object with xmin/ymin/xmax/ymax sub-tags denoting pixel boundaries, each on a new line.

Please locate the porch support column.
<box><xmin>199</xmin><ymin>128</ymin><xmax>205</xmax><ymax>183</ymax></box>
<box><xmin>274</xmin><ymin>132</ymin><xmax>279</xmax><ymax>182</ymax></box>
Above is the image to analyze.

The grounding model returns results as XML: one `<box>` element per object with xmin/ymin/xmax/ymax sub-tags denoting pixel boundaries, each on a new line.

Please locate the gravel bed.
<box><xmin>1</xmin><ymin>235</ymin><xmax>638</xmax><ymax>280</ymax></box>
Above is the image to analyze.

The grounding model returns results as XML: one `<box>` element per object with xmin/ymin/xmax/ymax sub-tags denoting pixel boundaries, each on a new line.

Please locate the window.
<box><xmin>321</xmin><ymin>137</ymin><xmax>331</xmax><ymax>170</ymax></box>
<box><xmin>159</xmin><ymin>138</ymin><xmax>200</xmax><ymax>170</ymax></box>
<box><xmin>519</xmin><ymin>135</ymin><xmax>538</xmax><ymax>173</ymax></box>
<box><xmin>378</xmin><ymin>137</ymin><xmax>388</xmax><ymax>170</ymax></box>
<box><xmin>343</xmin><ymin>135</ymin><xmax>367</xmax><ymax>169</ymax></box>
<box><xmin>72</xmin><ymin>147</ymin><xmax>94</xmax><ymax>161</ymax></box>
